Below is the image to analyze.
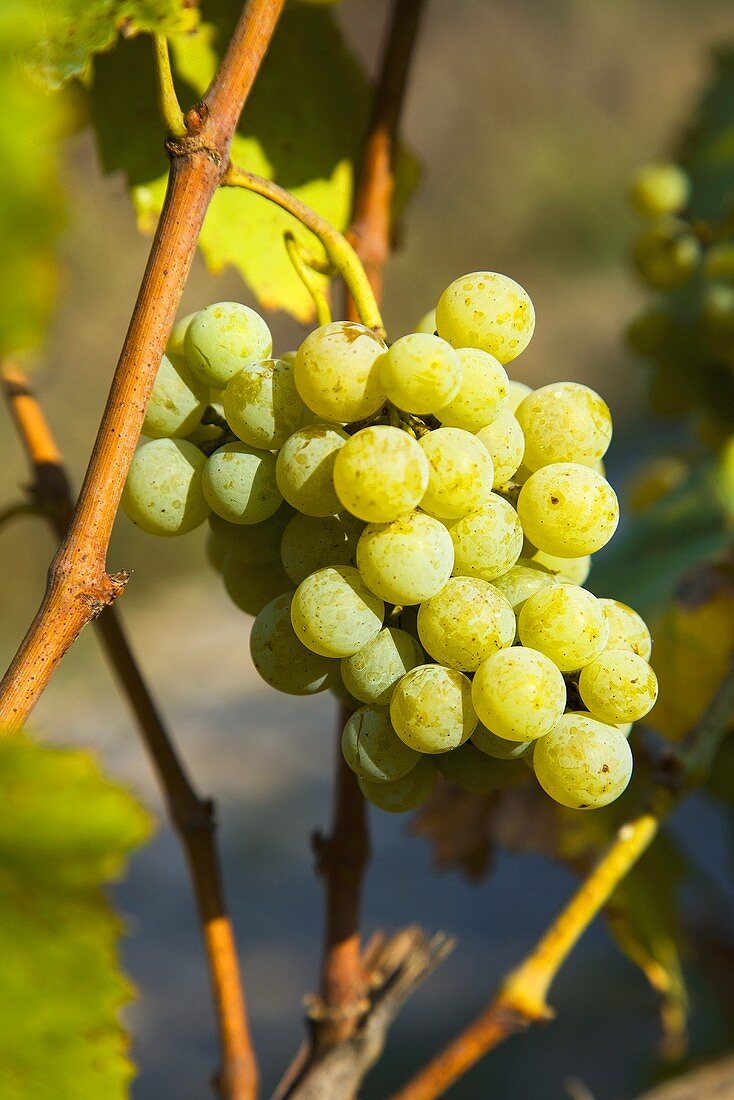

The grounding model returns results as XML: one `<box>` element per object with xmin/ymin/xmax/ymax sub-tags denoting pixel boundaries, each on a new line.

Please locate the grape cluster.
<box><xmin>123</xmin><ymin>273</ymin><xmax>658</xmax><ymax>815</ymax></box>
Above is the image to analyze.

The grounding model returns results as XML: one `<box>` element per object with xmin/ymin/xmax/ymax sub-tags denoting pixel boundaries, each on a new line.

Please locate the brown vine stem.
<box><xmin>0</xmin><ymin>363</ymin><xmax>255</xmax><ymax>1100</ymax></box>
<box><xmin>0</xmin><ymin>0</ymin><xmax>285</xmax><ymax>732</ymax></box>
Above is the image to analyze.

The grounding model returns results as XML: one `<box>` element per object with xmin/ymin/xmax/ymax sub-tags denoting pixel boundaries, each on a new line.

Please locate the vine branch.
<box><xmin>0</xmin><ymin>362</ymin><xmax>256</xmax><ymax>1100</ymax></box>
<box><xmin>0</xmin><ymin>0</ymin><xmax>286</xmax><ymax>732</ymax></box>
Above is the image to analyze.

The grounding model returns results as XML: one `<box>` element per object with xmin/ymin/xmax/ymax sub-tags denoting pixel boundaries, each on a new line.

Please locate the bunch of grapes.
<box><xmin>123</xmin><ymin>272</ymin><xmax>658</xmax><ymax>816</ymax></box>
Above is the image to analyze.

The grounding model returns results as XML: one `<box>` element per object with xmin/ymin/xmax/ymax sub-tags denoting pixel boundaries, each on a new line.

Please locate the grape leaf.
<box><xmin>0</xmin><ymin>736</ymin><xmax>153</xmax><ymax>1098</ymax></box>
<box><xmin>88</xmin><ymin>3</ymin><xmax>372</xmax><ymax>322</ymax></box>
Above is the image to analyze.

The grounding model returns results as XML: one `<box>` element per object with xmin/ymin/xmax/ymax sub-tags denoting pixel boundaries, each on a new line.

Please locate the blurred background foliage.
<box><xmin>4</xmin><ymin>1</ymin><xmax>734</xmax><ymax>1098</ymax></box>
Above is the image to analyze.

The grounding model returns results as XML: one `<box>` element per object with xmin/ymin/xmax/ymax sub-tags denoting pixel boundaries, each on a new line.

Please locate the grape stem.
<box><xmin>0</xmin><ymin>362</ymin><xmax>255</xmax><ymax>1100</ymax></box>
<box><xmin>221</xmin><ymin>165</ymin><xmax>385</xmax><ymax>336</ymax></box>
<box><xmin>152</xmin><ymin>35</ymin><xmax>188</xmax><ymax>139</ymax></box>
<box><xmin>283</xmin><ymin>231</ymin><xmax>333</xmax><ymax>327</ymax></box>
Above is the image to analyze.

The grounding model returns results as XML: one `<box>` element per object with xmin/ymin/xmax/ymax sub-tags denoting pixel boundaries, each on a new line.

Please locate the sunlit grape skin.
<box><xmin>533</xmin><ymin>713</ymin><xmax>633</xmax><ymax>809</ymax></box>
<box><xmin>291</xmin><ymin>565</ymin><xmax>384</xmax><ymax>658</ymax></box>
<box><xmin>143</xmin><ymin>353</ymin><xmax>208</xmax><ymax>439</ymax></box>
<box><xmin>294</xmin><ymin>320</ymin><xmax>387</xmax><ymax>422</ymax></box>
<box><xmin>518</xmin><ymin>583</ymin><xmax>609</xmax><ymax>672</ymax></box>
<box><xmin>341</xmin><ymin>706</ymin><xmax>420</xmax><ymax>782</ymax></box>
<box><xmin>599</xmin><ymin>599</ymin><xmax>653</xmax><ymax>660</ymax></box>
<box><xmin>476</xmin><ymin>411</ymin><xmax>525</xmax><ymax>486</ymax></box>
<box><xmin>449</xmin><ymin>494</ymin><xmax>524</xmax><ymax>581</ymax></box>
<box><xmin>390</xmin><ymin>664</ymin><xmax>477</xmax><ymax>753</ymax></box>
<box><xmin>356</xmin><ymin>511</ymin><xmax>454</xmax><ymax>605</ymax></box>
<box><xmin>491</xmin><ymin>560</ymin><xmax>557</xmax><ymax>614</ymax></box>
<box><xmin>333</xmin><ymin>425</ymin><xmax>429</xmax><ymax>523</ymax></box>
<box><xmin>224</xmin><ymin>358</ymin><xmax>312</xmax><ymax>449</ymax></box>
<box><xmin>340</xmin><ymin>627</ymin><xmax>424</xmax><ymax>706</ymax></box>
<box><xmin>419</xmin><ymin>427</ymin><xmax>495</xmax><ymax>519</ymax></box>
<box><xmin>275</xmin><ymin>423</ymin><xmax>348</xmax><ymax>517</ymax></box>
<box><xmin>578</xmin><ymin>650</ymin><xmax>658</xmax><ymax>723</ymax></box>
<box><xmin>437</xmin><ymin>348</ymin><xmax>508</xmax><ymax>432</ymax></box>
<box><xmin>515</xmin><ymin>382</ymin><xmax>612</xmax><ymax>471</ymax></box>
<box><xmin>472</xmin><ymin>647</ymin><xmax>567</xmax><ymax>742</ymax></box>
<box><xmin>417</xmin><ymin>577</ymin><xmax>515</xmax><ymax>671</ymax></box>
<box><xmin>436</xmin><ymin>271</ymin><xmax>535</xmax><ymax>364</ymax></box>
<box><xmin>380</xmin><ymin>332</ymin><xmax>462</xmax><ymax>414</ymax></box>
<box><xmin>184</xmin><ymin>302</ymin><xmax>273</xmax><ymax>388</ymax></box>
<box><xmin>517</xmin><ymin>462</ymin><xmax>619</xmax><ymax>557</ymax></box>
<box><xmin>123</xmin><ymin>438</ymin><xmax>210</xmax><ymax>537</ymax></box>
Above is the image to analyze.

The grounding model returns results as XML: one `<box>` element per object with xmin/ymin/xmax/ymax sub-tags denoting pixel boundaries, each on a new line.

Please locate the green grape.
<box><xmin>517</xmin><ymin>463</ymin><xmax>619</xmax><ymax>557</ymax></box>
<box><xmin>417</xmin><ymin>577</ymin><xmax>515</xmax><ymax>671</ymax></box>
<box><xmin>291</xmin><ymin>565</ymin><xmax>384</xmax><ymax>657</ymax></box>
<box><xmin>625</xmin><ymin>306</ymin><xmax>673</xmax><ymax>357</ymax></box>
<box><xmin>356</xmin><ymin>511</ymin><xmax>454</xmax><ymax>604</ymax></box>
<box><xmin>341</xmin><ymin>706</ymin><xmax>420</xmax><ymax>782</ymax></box>
<box><xmin>532</xmin><ymin>712</ymin><xmax>633</xmax><ymax>809</ymax></box>
<box><xmin>476</xmin><ymin>410</ymin><xmax>525</xmax><ymax>486</ymax></box>
<box><xmin>529</xmin><ymin>549</ymin><xmax>592</xmax><ymax>585</ymax></box>
<box><xmin>472</xmin><ymin>723</ymin><xmax>532</xmax><ymax>760</ymax></box>
<box><xmin>629</xmin><ymin>163</ymin><xmax>690</xmax><ymax>218</ymax></box>
<box><xmin>223</xmin><ymin>557</ymin><xmax>293</xmax><ymax>616</ymax></box>
<box><xmin>449</xmin><ymin>494</ymin><xmax>524</xmax><ymax>581</ymax></box>
<box><xmin>435</xmin><ymin>743</ymin><xmax>526</xmax><ymax>794</ymax></box>
<box><xmin>419</xmin><ymin>427</ymin><xmax>495</xmax><ymax>518</ymax></box>
<box><xmin>514</xmin><ymin>382</ymin><xmax>612</xmax><ymax>471</ymax></box>
<box><xmin>436</xmin><ymin>271</ymin><xmax>535</xmax><ymax>364</ymax></box>
<box><xmin>280</xmin><ymin>511</ymin><xmax>363</xmax><ymax>584</ymax></box>
<box><xmin>208</xmin><ymin>507</ymin><xmax>291</xmax><ymax>566</ymax></box>
<box><xmin>143</xmin><ymin>353</ymin><xmax>208</xmax><ymax>439</ymax></box>
<box><xmin>202</xmin><ymin>442</ymin><xmax>281</xmax><ymax>524</ymax></box>
<box><xmin>437</xmin><ymin>348</ymin><xmax>508</xmax><ymax>431</ymax></box>
<box><xmin>333</xmin><ymin>425</ymin><xmax>429</xmax><ymax>523</ymax></box>
<box><xmin>380</xmin><ymin>333</ymin><xmax>462</xmax><ymax>414</ymax></box>
<box><xmin>294</xmin><ymin>321</ymin><xmax>387</xmax><ymax>422</ymax></box>
<box><xmin>703</xmin><ymin>241</ymin><xmax>734</xmax><ymax>279</ymax></box>
<box><xmin>166</xmin><ymin>312</ymin><xmax>197</xmax><ymax>360</ymax></box>
<box><xmin>340</xmin><ymin>627</ymin><xmax>424</xmax><ymax>706</ymax></box>
<box><xmin>184</xmin><ymin>302</ymin><xmax>273</xmax><ymax>388</ymax></box>
<box><xmin>415</xmin><ymin>309</ymin><xmax>437</xmax><ymax>334</ymax></box>
<box><xmin>358</xmin><ymin>757</ymin><xmax>437</xmax><ymax>813</ymax></box>
<box><xmin>275</xmin><ymin>424</ymin><xmax>348</xmax><ymax>517</ymax></box>
<box><xmin>224</xmin><ymin>358</ymin><xmax>312</xmax><ymax>448</ymax></box>
<box><xmin>472</xmin><ymin>646</ymin><xmax>567</xmax><ymax>741</ymax></box>
<box><xmin>491</xmin><ymin>559</ymin><xmax>557</xmax><ymax>613</ymax></box>
<box><xmin>250</xmin><ymin>593</ymin><xmax>333</xmax><ymax>694</ymax></box>
<box><xmin>578</xmin><ymin>650</ymin><xmax>658</xmax><ymax>723</ymax></box>
<box><xmin>390</xmin><ymin>664</ymin><xmax>477</xmax><ymax>753</ymax></box>
<box><xmin>518</xmin><ymin>583</ymin><xmax>609</xmax><ymax>672</ymax></box>
<box><xmin>506</xmin><ymin>379</ymin><xmax>532</xmax><ymax>413</ymax></box>
<box><xmin>632</xmin><ymin>217</ymin><xmax>701</xmax><ymax>290</ymax></box>
<box><xmin>599</xmin><ymin>599</ymin><xmax>652</xmax><ymax>660</ymax></box>
<box><xmin>122</xmin><ymin>438</ymin><xmax>210</xmax><ymax>536</ymax></box>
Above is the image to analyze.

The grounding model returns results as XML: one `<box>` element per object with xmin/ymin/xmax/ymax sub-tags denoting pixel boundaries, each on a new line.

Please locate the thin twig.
<box><xmin>284</xmin><ymin>232</ymin><xmax>333</xmax><ymax>326</ymax></box>
<box><xmin>0</xmin><ymin>0</ymin><xmax>285</xmax><ymax>733</ymax></box>
<box><xmin>0</xmin><ymin>501</ymin><xmax>38</xmax><ymax>529</ymax></box>
<box><xmin>0</xmin><ymin>362</ymin><xmax>255</xmax><ymax>1100</ymax></box>
<box><xmin>152</xmin><ymin>35</ymin><xmax>187</xmax><ymax>138</ymax></box>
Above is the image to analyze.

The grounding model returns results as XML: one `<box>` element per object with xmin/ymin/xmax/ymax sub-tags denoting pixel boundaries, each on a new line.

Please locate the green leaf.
<box><xmin>0</xmin><ymin>736</ymin><xmax>153</xmax><ymax>1099</ymax></box>
<box><xmin>88</xmin><ymin>4</ymin><xmax>373</xmax><ymax>322</ymax></box>
<box><xmin>32</xmin><ymin>0</ymin><xmax>198</xmax><ymax>87</ymax></box>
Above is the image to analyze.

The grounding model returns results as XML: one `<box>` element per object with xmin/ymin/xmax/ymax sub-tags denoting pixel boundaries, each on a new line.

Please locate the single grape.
<box><xmin>358</xmin><ymin>757</ymin><xmax>437</xmax><ymax>813</ymax></box>
<box><xmin>208</xmin><ymin>507</ymin><xmax>291</xmax><ymax>566</ymax></box>
<box><xmin>599</xmin><ymin>599</ymin><xmax>652</xmax><ymax>660</ymax></box>
<box><xmin>122</xmin><ymin>438</ymin><xmax>210</xmax><ymax>536</ymax></box>
<box><xmin>419</xmin><ymin>427</ymin><xmax>495</xmax><ymax>518</ymax></box>
<box><xmin>533</xmin><ymin>712</ymin><xmax>633</xmax><ymax>809</ymax></box>
<box><xmin>476</xmin><ymin>411</ymin><xmax>525</xmax><ymax>486</ymax></box>
<box><xmin>333</xmin><ymin>425</ymin><xmax>429</xmax><ymax>523</ymax></box>
<box><xmin>632</xmin><ymin>218</ymin><xmax>700</xmax><ymax>290</ymax></box>
<box><xmin>341</xmin><ymin>706</ymin><xmax>420</xmax><ymax>782</ymax></box>
<box><xmin>275</xmin><ymin>424</ymin><xmax>348</xmax><ymax>517</ymax></box>
<box><xmin>472</xmin><ymin>647</ymin><xmax>567</xmax><ymax>741</ymax></box>
<box><xmin>703</xmin><ymin>241</ymin><xmax>734</xmax><ymax>279</ymax></box>
<box><xmin>166</xmin><ymin>312</ymin><xmax>197</xmax><ymax>360</ymax></box>
<box><xmin>203</xmin><ymin>442</ymin><xmax>281</xmax><ymax>524</ymax></box>
<box><xmin>491</xmin><ymin>559</ymin><xmax>557</xmax><ymax>613</ymax></box>
<box><xmin>625</xmin><ymin>306</ymin><xmax>673</xmax><ymax>357</ymax></box>
<box><xmin>506</xmin><ymin>380</ymin><xmax>532</xmax><ymax>413</ymax></box>
<box><xmin>515</xmin><ymin>382</ymin><xmax>612</xmax><ymax>471</ymax></box>
<box><xmin>380</xmin><ymin>333</ymin><xmax>462</xmax><ymax>414</ymax></box>
<box><xmin>250</xmin><ymin>593</ymin><xmax>333</xmax><ymax>694</ymax></box>
<box><xmin>414</xmin><ymin>309</ymin><xmax>437</xmax><ymax>334</ymax></box>
<box><xmin>417</xmin><ymin>577</ymin><xmax>515</xmax><ymax>671</ymax></box>
<box><xmin>280</xmin><ymin>511</ymin><xmax>363</xmax><ymax>584</ymax></box>
<box><xmin>529</xmin><ymin>549</ymin><xmax>592</xmax><ymax>585</ymax></box>
<box><xmin>291</xmin><ymin>565</ymin><xmax>384</xmax><ymax>657</ymax></box>
<box><xmin>356</xmin><ymin>511</ymin><xmax>454</xmax><ymax>604</ymax></box>
<box><xmin>449</xmin><ymin>494</ymin><xmax>524</xmax><ymax>581</ymax></box>
<box><xmin>578</xmin><ymin>650</ymin><xmax>658</xmax><ymax>723</ymax></box>
<box><xmin>223</xmin><ymin>558</ymin><xmax>293</xmax><ymax>616</ymax></box>
<box><xmin>472</xmin><ymin>723</ymin><xmax>532</xmax><ymax>760</ymax></box>
<box><xmin>436</xmin><ymin>271</ymin><xmax>535</xmax><ymax>363</ymax></box>
<box><xmin>518</xmin><ymin>583</ymin><xmax>609</xmax><ymax>672</ymax></box>
<box><xmin>294</xmin><ymin>321</ymin><xmax>387</xmax><ymax>422</ymax></box>
<box><xmin>143</xmin><ymin>352</ymin><xmax>208</xmax><ymax>439</ymax></box>
<box><xmin>340</xmin><ymin>627</ymin><xmax>424</xmax><ymax>706</ymax></box>
<box><xmin>629</xmin><ymin>163</ymin><xmax>690</xmax><ymax>218</ymax></box>
<box><xmin>390</xmin><ymin>664</ymin><xmax>477</xmax><ymax>753</ymax></box>
<box><xmin>437</xmin><ymin>348</ymin><xmax>508</xmax><ymax>431</ymax></box>
<box><xmin>435</xmin><ymin>743</ymin><xmax>527</xmax><ymax>794</ymax></box>
<box><xmin>224</xmin><ymin>358</ymin><xmax>312</xmax><ymax>449</ymax></box>
<box><xmin>184</xmin><ymin>302</ymin><xmax>273</xmax><ymax>388</ymax></box>
<box><xmin>517</xmin><ymin>463</ymin><xmax>619</xmax><ymax>557</ymax></box>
